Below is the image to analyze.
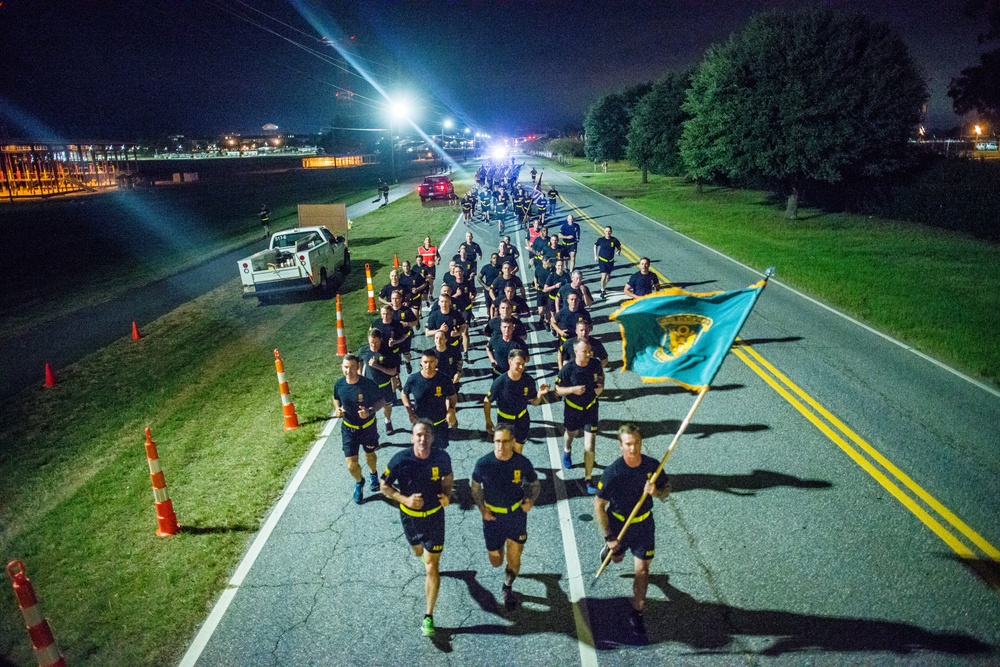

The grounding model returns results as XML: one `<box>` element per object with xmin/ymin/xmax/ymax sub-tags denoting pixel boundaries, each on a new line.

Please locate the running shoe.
<box><xmin>385</xmin><ymin>420</ymin><xmax>394</xmax><ymax>435</ymax></box>
<box><xmin>562</xmin><ymin>450</ymin><xmax>572</xmax><ymax>469</ymax></box>
<box><xmin>502</xmin><ymin>585</ymin><xmax>519</xmax><ymax>611</ymax></box>
<box><xmin>353</xmin><ymin>481</ymin><xmax>364</xmax><ymax>504</ymax></box>
<box><xmin>600</xmin><ymin>289</ymin><xmax>606</xmax><ymax>300</ymax></box>
<box><xmin>369</xmin><ymin>473</ymin><xmax>379</xmax><ymax>493</ymax></box>
<box><xmin>630</xmin><ymin>609</ymin><xmax>647</xmax><ymax>636</ymax></box>
<box><xmin>421</xmin><ymin>615</ymin><xmax>436</xmax><ymax>637</ymax></box>
<box><xmin>586</xmin><ymin>479</ymin><xmax>599</xmax><ymax>495</ymax></box>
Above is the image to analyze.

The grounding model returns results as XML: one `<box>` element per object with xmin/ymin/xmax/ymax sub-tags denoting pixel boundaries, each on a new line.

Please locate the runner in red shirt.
<box><xmin>417</xmin><ymin>236</ymin><xmax>442</xmax><ymax>301</ymax></box>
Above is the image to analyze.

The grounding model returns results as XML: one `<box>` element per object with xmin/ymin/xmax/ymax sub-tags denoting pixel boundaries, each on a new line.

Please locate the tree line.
<box><xmin>571</xmin><ymin>7</ymin><xmax>997</xmax><ymax>221</ymax></box>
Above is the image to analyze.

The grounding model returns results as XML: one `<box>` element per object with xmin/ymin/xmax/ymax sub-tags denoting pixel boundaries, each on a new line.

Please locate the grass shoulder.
<box><xmin>0</xmin><ymin>191</ymin><xmax>461</xmax><ymax>665</ymax></box>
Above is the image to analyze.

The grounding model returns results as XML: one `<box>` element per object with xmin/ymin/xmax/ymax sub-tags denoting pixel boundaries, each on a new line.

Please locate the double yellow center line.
<box><xmin>561</xmin><ymin>193</ymin><xmax>1000</xmax><ymax>591</ymax></box>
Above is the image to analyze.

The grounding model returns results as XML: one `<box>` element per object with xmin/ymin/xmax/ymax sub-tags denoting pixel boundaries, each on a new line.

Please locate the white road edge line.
<box><xmin>179</xmin><ymin>201</ymin><xmax>467</xmax><ymax>666</ymax></box>
<box><xmin>514</xmin><ymin>219</ymin><xmax>599</xmax><ymax>667</ymax></box>
<box><xmin>570</xmin><ymin>175</ymin><xmax>1000</xmax><ymax>399</ymax></box>
<box><xmin>178</xmin><ymin>415</ymin><xmax>340</xmax><ymax>667</ymax></box>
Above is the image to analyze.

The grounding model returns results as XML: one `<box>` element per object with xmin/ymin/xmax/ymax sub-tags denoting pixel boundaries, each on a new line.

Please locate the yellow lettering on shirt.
<box><xmin>431</xmin><ymin>466</ymin><xmax>440</xmax><ymax>481</ymax></box>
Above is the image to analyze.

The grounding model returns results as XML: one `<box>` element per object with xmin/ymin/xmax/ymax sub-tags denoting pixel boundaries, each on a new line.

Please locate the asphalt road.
<box><xmin>0</xmin><ymin>182</ymin><xmax>417</xmax><ymax>399</ymax></box>
<box><xmin>178</xmin><ymin>160</ymin><xmax>1000</xmax><ymax>665</ymax></box>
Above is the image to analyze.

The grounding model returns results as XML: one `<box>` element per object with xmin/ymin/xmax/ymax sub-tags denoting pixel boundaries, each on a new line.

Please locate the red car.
<box><xmin>417</xmin><ymin>175</ymin><xmax>455</xmax><ymax>202</ymax></box>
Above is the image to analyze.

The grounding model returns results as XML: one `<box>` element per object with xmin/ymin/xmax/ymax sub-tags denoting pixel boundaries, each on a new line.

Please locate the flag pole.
<box><xmin>595</xmin><ymin>385</ymin><xmax>710</xmax><ymax>579</ymax></box>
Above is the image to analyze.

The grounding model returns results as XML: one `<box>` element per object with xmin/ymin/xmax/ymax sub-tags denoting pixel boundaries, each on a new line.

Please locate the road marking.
<box><xmin>513</xmin><ymin>218</ymin><xmax>598</xmax><ymax>667</ymax></box>
<box><xmin>178</xmin><ymin>416</ymin><xmax>340</xmax><ymax>667</ymax></box>
<box><xmin>559</xmin><ymin>189</ymin><xmax>1000</xmax><ymax>588</ymax></box>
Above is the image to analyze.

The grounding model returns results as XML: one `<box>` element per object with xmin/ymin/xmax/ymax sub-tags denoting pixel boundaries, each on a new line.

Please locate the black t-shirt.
<box><xmin>436</xmin><ymin>345</ymin><xmax>462</xmax><ymax>381</ymax></box>
<box><xmin>555</xmin><ymin>307</ymin><xmax>592</xmax><ymax>334</ymax></box>
<box><xmin>426</xmin><ymin>308</ymin><xmax>465</xmax><ymax>336</ymax></box>
<box><xmin>450</xmin><ymin>279</ymin><xmax>474</xmax><ymax>308</ymax></box>
<box><xmin>627</xmin><ymin>271</ymin><xmax>658</xmax><ymax>297</ymax></box>
<box><xmin>556</xmin><ymin>358</ymin><xmax>604</xmax><ymax>407</ymax></box>
<box><xmin>530</xmin><ymin>236</ymin><xmax>549</xmax><ymax>258</ymax></box>
<box><xmin>557</xmin><ymin>283</ymin><xmax>584</xmax><ymax>307</ymax></box>
<box><xmin>497</xmin><ymin>254</ymin><xmax>518</xmax><ymax>274</ymax></box>
<box><xmin>594</xmin><ymin>236</ymin><xmax>621</xmax><ymax>261</ymax></box>
<box><xmin>597</xmin><ymin>454</ymin><xmax>668</xmax><ymax>517</ymax></box>
<box><xmin>452</xmin><ymin>255</ymin><xmax>475</xmax><ymax>279</ymax></box>
<box><xmin>383</xmin><ymin>448</ymin><xmax>453</xmax><ymax>512</ymax></box>
<box><xmin>333</xmin><ymin>375</ymin><xmax>382</xmax><ymax>423</ymax></box>
<box><xmin>402</xmin><ymin>371</ymin><xmax>456</xmax><ymax>423</ymax></box>
<box><xmin>473</xmin><ymin>452</ymin><xmax>538</xmax><ymax>507</ymax></box>
<box><xmin>492</xmin><ymin>274</ymin><xmax>523</xmax><ymax>297</ymax></box>
<box><xmin>399</xmin><ymin>270</ymin><xmax>426</xmax><ymax>296</ymax></box>
<box><xmin>488</xmin><ymin>335</ymin><xmax>529</xmax><ymax>373</ymax></box>
<box><xmin>544</xmin><ymin>271</ymin><xmax>570</xmax><ymax>296</ymax></box>
<box><xmin>358</xmin><ymin>344</ymin><xmax>394</xmax><ymax>388</ymax></box>
<box><xmin>560</xmin><ymin>221</ymin><xmax>581</xmax><ymax>244</ymax></box>
<box><xmin>391</xmin><ymin>306</ymin><xmax>418</xmax><ymax>340</ymax></box>
<box><xmin>533</xmin><ymin>262</ymin><xmax>552</xmax><ymax>287</ymax></box>
<box><xmin>370</xmin><ymin>318</ymin><xmax>405</xmax><ymax>358</ymax></box>
<box><xmin>479</xmin><ymin>264</ymin><xmax>500</xmax><ymax>290</ymax></box>
<box><xmin>560</xmin><ymin>336</ymin><xmax>608</xmax><ymax>364</ymax></box>
<box><xmin>483</xmin><ymin>316</ymin><xmax>528</xmax><ymax>340</ymax></box>
<box><xmin>460</xmin><ymin>241</ymin><xmax>483</xmax><ymax>263</ymax></box>
<box><xmin>380</xmin><ymin>282</ymin><xmax>411</xmax><ymax>305</ymax></box>
<box><xmin>486</xmin><ymin>371</ymin><xmax>538</xmax><ymax>415</ymax></box>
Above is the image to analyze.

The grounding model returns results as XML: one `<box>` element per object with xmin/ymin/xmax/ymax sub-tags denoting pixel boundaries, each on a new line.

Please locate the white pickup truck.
<box><xmin>238</xmin><ymin>204</ymin><xmax>351</xmax><ymax>303</ymax></box>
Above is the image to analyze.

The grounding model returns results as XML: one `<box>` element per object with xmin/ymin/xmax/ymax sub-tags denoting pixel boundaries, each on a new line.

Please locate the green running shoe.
<box><xmin>421</xmin><ymin>615</ymin><xmax>435</xmax><ymax>637</ymax></box>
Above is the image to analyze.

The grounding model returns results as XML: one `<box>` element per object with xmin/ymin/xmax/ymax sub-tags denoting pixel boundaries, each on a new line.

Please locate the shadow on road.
<box><xmin>667</xmin><ymin>469</ymin><xmax>832</xmax><ymax>496</ymax></box>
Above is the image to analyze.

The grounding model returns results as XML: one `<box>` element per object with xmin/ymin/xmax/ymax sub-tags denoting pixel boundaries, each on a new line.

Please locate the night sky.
<box><xmin>0</xmin><ymin>0</ymin><xmax>987</xmax><ymax>141</ymax></box>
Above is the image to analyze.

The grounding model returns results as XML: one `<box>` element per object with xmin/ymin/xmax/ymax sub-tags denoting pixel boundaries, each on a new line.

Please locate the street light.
<box><xmin>388</xmin><ymin>99</ymin><xmax>409</xmax><ymax>184</ymax></box>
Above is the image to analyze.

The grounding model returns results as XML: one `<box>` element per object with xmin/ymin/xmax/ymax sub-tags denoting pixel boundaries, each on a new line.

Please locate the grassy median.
<box><xmin>542</xmin><ymin>158</ymin><xmax>1000</xmax><ymax>386</ymax></box>
<box><xmin>0</xmin><ymin>190</ymin><xmax>463</xmax><ymax>665</ymax></box>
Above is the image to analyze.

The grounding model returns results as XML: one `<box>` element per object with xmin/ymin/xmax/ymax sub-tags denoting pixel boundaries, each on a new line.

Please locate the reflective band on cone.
<box><xmin>364</xmin><ymin>263</ymin><xmax>376</xmax><ymax>312</ymax></box>
<box><xmin>336</xmin><ymin>294</ymin><xmax>348</xmax><ymax>356</ymax></box>
<box><xmin>144</xmin><ymin>427</ymin><xmax>179</xmax><ymax>536</ymax></box>
<box><xmin>274</xmin><ymin>349</ymin><xmax>300</xmax><ymax>430</ymax></box>
<box><xmin>7</xmin><ymin>560</ymin><xmax>67</xmax><ymax>667</ymax></box>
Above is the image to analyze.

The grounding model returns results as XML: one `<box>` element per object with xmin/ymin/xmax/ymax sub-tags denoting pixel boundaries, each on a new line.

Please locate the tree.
<box><xmin>680</xmin><ymin>9</ymin><xmax>927</xmax><ymax>218</ymax></box>
<box><xmin>949</xmin><ymin>0</ymin><xmax>1000</xmax><ymax>124</ymax></box>
<box><xmin>583</xmin><ymin>83</ymin><xmax>651</xmax><ymax>164</ymax></box>
<box><xmin>626</xmin><ymin>71</ymin><xmax>692</xmax><ymax>183</ymax></box>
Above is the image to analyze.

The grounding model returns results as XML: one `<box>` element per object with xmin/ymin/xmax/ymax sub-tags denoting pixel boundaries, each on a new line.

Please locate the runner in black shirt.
<box><xmin>552</xmin><ymin>292</ymin><xmax>592</xmax><ymax>341</ymax></box>
<box><xmin>357</xmin><ymin>329</ymin><xmax>398</xmax><ymax>436</ymax></box>
<box><xmin>390</xmin><ymin>293</ymin><xmax>418</xmax><ymax>374</ymax></box>
<box><xmin>558</xmin><ymin>320</ymin><xmax>608</xmax><ymax>370</ymax></box>
<box><xmin>380</xmin><ymin>421</ymin><xmax>454</xmax><ymax>638</ymax></box>
<box><xmin>425</xmin><ymin>294</ymin><xmax>465</xmax><ymax>349</ymax></box>
<box><xmin>593</xmin><ymin>226</ymin><xmax>622</xmax><ymax>299</ymax></box>
<box><xmin>483</xmin><ymin>349</ymin><xmax>549</xmax><ymax>451</ymax></box>
<box><xmin>555</xmin><ymin>340</ymin><xmax>604</xmax><ymax>493</ymax></box>
<box><xmin>532</xmin><ymin>257</ymin><xmax>553</xmax><ymax>320</ymax></box>
<box><xmin>332</xmin><ymin>354</ymin><xmax>385</xmax><ymax>503</ymax></box>
<box><xmin>486</xmin><ymin>319</ymin><xmax>529</xmax><ymax>376</ymax></box>
<box><xmin>479</xmin><ymin>254</ymin><xmax>501</xmax><ymax>318</ymax></box>
<box><xmin>483</xmin><ymin>300</ymin><xmax>528</xmax><ymax>341</ymax></box>
<box><xmin>624</xmin><ymin>257</ymin><xmax>661</xmax><ymax>299</ymax></box>
<box><xmin>594</xmin><ymin>424</ymin><xmax>671</xmax><ymax>638</ymax></box>
<box><xmin>471</xmin><ymin>427</ymin><xmax>541</xmax><ymax>610</ymax></box>
<box><xmin>402</xmin><ymin>349</ymin><xmax>458</xmax><ymax>448</ymax></box>
<box><xmin>432</xmin><ymin>330</ymin><xmax>463</xmax><ymax>389</ymax></box>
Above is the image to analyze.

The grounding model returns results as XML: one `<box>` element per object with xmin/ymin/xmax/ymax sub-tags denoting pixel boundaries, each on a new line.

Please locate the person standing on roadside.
<box><xmin>623</xmin><ymin>257</ymin><xmax>661</xmax><ymax>299</ymax></box>
<box><xmin>471</xmin><ymin>426</ymin><xmax>541</xmax><ymax>610</ymax></box>
<box><xmin>333</xmin><ymin>354</ymin><xmax>385</xmax><ymax>504</ymax></box>
<box><xmin>380</xmin><ymin>420</ymin><xmax>453</xmax><ymax>638</ymax></box>
<box><xmin>259</xmin><ymin>205</ymin><xmax>270</xmax><ymax>239</ymax></box>
<box><xmin>594</xmin><ymin>424</ymin><xmax>672</xmax><ymax>639</ymax></box>
<box><xmin>593</xmin><ymin>226</ymin><xmax>622</xmax><ymax>299</ymax></box>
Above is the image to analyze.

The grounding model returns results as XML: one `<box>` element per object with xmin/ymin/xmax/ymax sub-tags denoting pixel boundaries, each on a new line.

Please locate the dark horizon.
<box><xmin>0</xmin><ymin>0</ymin><xmax>990</xmax><ymax>142</ymax></box>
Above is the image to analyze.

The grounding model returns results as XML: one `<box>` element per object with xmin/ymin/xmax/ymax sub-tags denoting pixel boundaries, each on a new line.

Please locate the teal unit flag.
<box><xmin>610</xmin><ymin>279</ymin><xmax>768</xmax><ymax>389</ymax></box>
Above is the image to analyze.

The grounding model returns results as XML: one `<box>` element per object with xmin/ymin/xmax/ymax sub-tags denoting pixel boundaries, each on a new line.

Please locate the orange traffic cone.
<box><xmin>143</xmin><ymin>428</ymin><xmax>179</xmax><ymax>536</ymax></box>
<box><xmin>364</xmin><ymin>263</ymin><xmax>376</xmax><ymax>313</ymax></box>
<box><xmin>44</xmin><ymin>364</ymin><xmax>55</xmax><ymax>388</ymax></box>
<box><xmin>336</xmin><ymin>294</ymin><xmax>348</xmax><ymax>356</ymax></box>
<box><xmin>7</xmin><ymin>561</ymin><xmax>67</xmax><ymax>667</ymax></box>
<box><xmin>393</xmin><ymin>254</ymin><xmax>399</xmax><ymax>268</ymax></box>
<box><xmin>131</xmin><ymin>321</ymin><xmax>141</xmax><ymax>341</ymax></box>
<box><xmin>274</xmin><ymin>349</ymin><xmax>299</xmax><ymax>430</ymax></box>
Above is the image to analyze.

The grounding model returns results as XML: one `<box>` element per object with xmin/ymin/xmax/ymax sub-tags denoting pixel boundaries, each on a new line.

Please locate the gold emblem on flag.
<box><xmin>653</xmin><ymin>314</ymin><xmax>713</xmax><ymax>362</ymax></box>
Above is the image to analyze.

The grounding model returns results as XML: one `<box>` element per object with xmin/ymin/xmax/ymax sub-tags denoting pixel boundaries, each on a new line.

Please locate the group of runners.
<box><xmin>332</xmin><ymin>172</ymin><xmax>672</xmax><ymax>639</ymax></box>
